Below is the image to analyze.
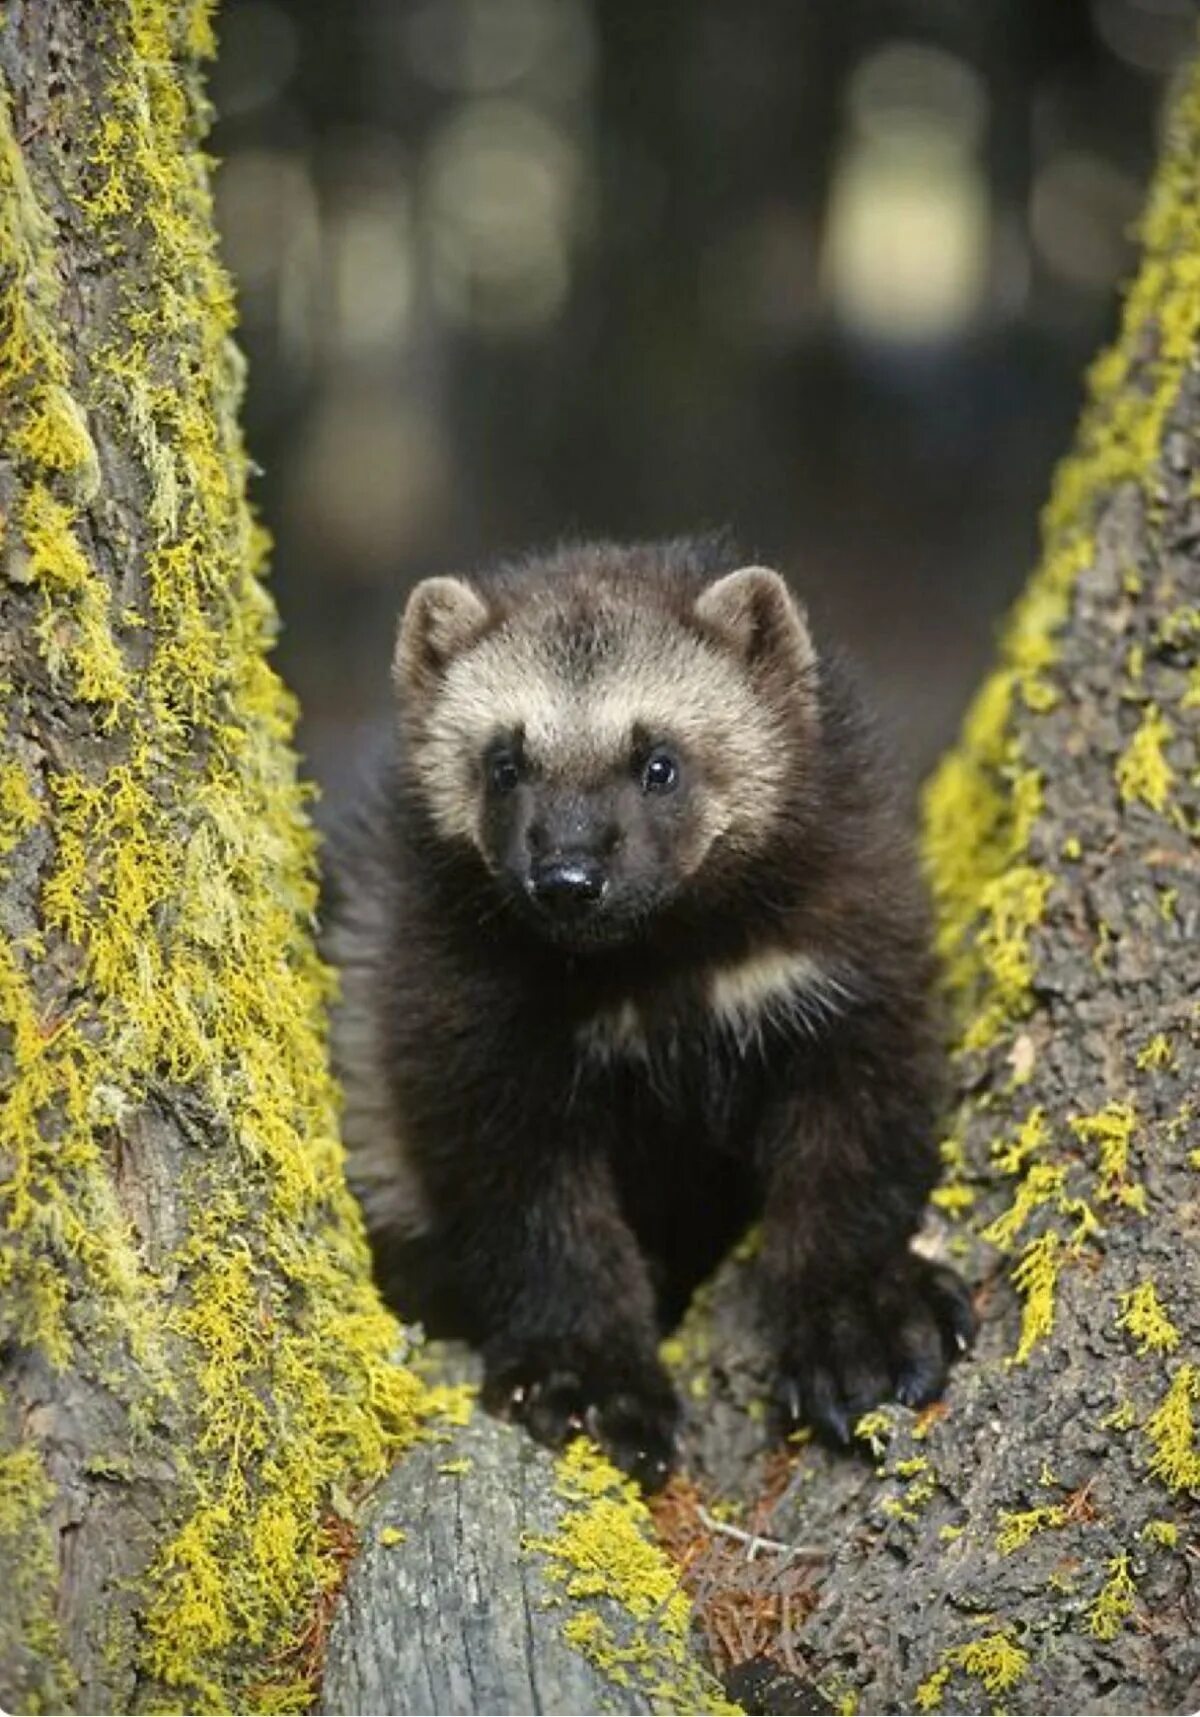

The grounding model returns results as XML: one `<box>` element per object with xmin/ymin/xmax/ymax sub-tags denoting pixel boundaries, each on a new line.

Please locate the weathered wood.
<box><xmin>324</xmin><ymin>1414</ymin><xmax>659</xmax><ymax>1717</ymax></box>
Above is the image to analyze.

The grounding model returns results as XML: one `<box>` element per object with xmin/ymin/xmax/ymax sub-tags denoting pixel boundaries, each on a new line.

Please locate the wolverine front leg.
<box><xmin>759</xmin><ymin>1048</ymin><xmax>976</xmax><ymax>1445</ymax></box>
<box><xmin>438</xmin><ymin>1147</ymin><xmax>679</xmax><ymax>1488</ymax></box>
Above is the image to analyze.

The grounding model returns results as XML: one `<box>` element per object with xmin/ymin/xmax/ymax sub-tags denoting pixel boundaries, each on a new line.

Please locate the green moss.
<box><xmin>523</xmin><ymin>1439</ymin><xmax>740</xmax><ymax>1715</ymax></box>
<box><xmin>0</xmin><ymin>6</ymin><xmax>430</xmax><ymax>1708</ymax></box>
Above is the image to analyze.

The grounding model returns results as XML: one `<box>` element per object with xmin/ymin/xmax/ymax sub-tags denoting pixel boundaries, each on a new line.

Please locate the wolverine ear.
<box><xmin>395</xmin><ymin>576</ymin><xmax>490</xmax><ymax>692</ymax></box>
<box><xmin>694</xmin><ymin>565</ymin><xmax>816</xmax><ymax>679</ymax></box>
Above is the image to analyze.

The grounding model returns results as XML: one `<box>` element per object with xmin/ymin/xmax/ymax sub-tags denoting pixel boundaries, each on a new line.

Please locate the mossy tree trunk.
<box><xmin>0</xmin><ymin>5</ymin><xmax>429</xmax><ymax>1711</ymax></box>
<box><xmin>779</xmin><ymin>55</ymin><xmax>1200</xmax><ymax>1715</ymax></box>
<box><xmin>326</xmin><ymin>41</ymin><xmax>1200</xmax><ymax>1717</ymax></box>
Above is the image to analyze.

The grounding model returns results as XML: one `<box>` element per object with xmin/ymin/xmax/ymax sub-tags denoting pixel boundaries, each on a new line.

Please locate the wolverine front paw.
<box><xmin>482</xmin><ymin>1343</ymin><xmax>680</xmax><ymax>1490</ymax></box>
<box><xmin>775</xmin><ymin>1256</ymin><xmax>976</xmax><ymax>1446</ymax></box>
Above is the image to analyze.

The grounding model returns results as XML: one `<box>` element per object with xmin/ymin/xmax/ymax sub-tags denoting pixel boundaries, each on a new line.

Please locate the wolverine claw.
<box><xmin>483</xmin><ymin>1345</ymin><xmax>680</xmax><ymax>1490</ymax></box>
<box><xmin>775</xmin><ymin>1255</ymin><xmax>975</xmax><ymax>1448</ymax></box>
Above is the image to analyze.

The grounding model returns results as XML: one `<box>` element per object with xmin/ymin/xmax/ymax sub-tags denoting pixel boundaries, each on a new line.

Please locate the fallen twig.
<box><xmin>696</xmin><ymin>1506</ymin><xmax>826</xmax><ymax>1565</ymax></box>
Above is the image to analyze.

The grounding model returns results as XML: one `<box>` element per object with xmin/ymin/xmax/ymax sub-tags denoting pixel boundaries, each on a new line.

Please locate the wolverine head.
<box><xmin>394</xmin><ymin>544</ymin><xmax>819</xmax><ymax>948</ymax></box>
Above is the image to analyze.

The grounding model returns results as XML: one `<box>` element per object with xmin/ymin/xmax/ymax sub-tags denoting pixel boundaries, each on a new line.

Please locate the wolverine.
<box><xmin>325</xmin><ymin>537</ymin><xmax>975</xmax><ymax>1488</ymax></box>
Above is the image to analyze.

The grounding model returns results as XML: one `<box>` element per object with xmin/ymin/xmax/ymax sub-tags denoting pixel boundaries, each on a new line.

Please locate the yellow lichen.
<box><xmin>992</xmin><ymin>1105</ymin><xmax>1049</xmax><ymax>1176</ymax></box>
<box><xmin>0</xmin><ymin>758</ymin><xmax>41</xmax><ymax>855</ymax></box>
<box><xmin>1143</xmin><ymin>1365</ymin><xmax>1200</xmax><ymax>1491</ymax></box>
<box><xmin>1021</xmin><ymin>675</ymin><xmax>1060</xmax><ymax>712</ymax></box>
<box><xmin>1070</xmin><ymin>1103</ymin><xmax>1139</xmax><ymax>1204</ymax></box>
<box><xmin>421</xmin><ymin>1382</ymin><xmax>475</xmax><ymax>1428</ymax></box>
<box><xmin>12</xmin><ymin>382</ymin><xmax>101</xmax><ymax>492</ymax></box>
<box><xmin>1115</xmin><ymin>704</ymin><xmax>1175</xmax><ymax>812</ymax></box>
<box><xmin>1087</xmin><ymin>1553</ymin><xmax>1137</xmax><ymax>1641</ymax></box>
<box><xmin>523</xmin><ymin>1439</ymin><xmax>739</xmax><ymax>1715</ymax></box>
<box><xmin>981</xmin><ymin>1159</ymin><xmax>1097</xmax><ymax>1258</ymax></box>
<box><xmin>930</xmin><ymin>1182</ymin><xmax>975</xmax><ymax>1213</ymax></box>
<box><xmin>914</xmin><ymin>1664</ymin><xmax>952</xmax><ymax>1712</ymax></box>
<box><xmin>1117</xmin><ymin>1283</ymin><xmax>1181</xmax><ymax>1355</ymax></box>
<box><xmin>1141</xmin><ymin>1518</ymin><xmax>1178</xmax><ymax>1548</ymax></box>
<box><xmin>854</xmin><ymin>1408</ymin><xmax>896</xmax><ymax>1457</ymax></box>
<box><xmin>995</xmin><ymin>1503</ymin><xmax>1068</xmax><ymax>1554</ymax></box>
<box><xmin>1102</xmin><ymin>1398</ymin><xmax>1139</xmax><ymax>1433</ymax></box>
<box><xmin>1009</xmin><ymin>1232</ymin><xmax>1064</xmax><ymax>1363</ymax></box>
<box><xmin>915</xmin><ymin>1630</ymin><xmax>1030</xmax><ymax>1711</ymax></box>
<box><xmin>880</xmin><ymin>1453</ymin><xmax>937</xmax><ymax>1523</ymax></box>
<box><xmin>1135</xmin><ymin>1033</ymin><xmax>1176</xmax><ymax>1071</ymax></box>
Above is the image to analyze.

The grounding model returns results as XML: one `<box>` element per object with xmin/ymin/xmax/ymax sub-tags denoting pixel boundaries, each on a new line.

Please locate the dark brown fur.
<box><xmin>324</xmin><ymin>538</ymin><xmax>974</xmax><ymax>1486</ymax></box>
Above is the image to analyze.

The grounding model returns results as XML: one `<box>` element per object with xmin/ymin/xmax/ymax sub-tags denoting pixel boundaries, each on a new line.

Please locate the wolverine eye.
<box><xmin>640</xmin><ymin>748</ymin><xmax>679</xmax><ymax>794</ymax></box>
<box><xmin>488</xmin><ymin>751</ymin><xmax>521</xmax><ymax>793</ymax></box>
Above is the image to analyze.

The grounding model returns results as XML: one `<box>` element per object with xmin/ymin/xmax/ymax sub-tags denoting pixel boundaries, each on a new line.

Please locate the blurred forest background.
<box><xmin>208</xmin><ymin>0</ymin><xmax>1193</xmax><ymax>814</ymax></box>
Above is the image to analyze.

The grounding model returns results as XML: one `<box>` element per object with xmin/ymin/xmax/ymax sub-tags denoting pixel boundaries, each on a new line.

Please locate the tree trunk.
<box><xmin>782</xmin><ymin>53</ymin><xmax>1200</xmax><ymax>1713</ymax></box>
<box><xmin>0</xmin><ymin>6</ymin><xmax>427</xmax><ymax>1711</ymax></box>
<box><xmin>326</xmin><ymin>39</ymin><xmax>1200</xmax><ymax>1717</ymax></box>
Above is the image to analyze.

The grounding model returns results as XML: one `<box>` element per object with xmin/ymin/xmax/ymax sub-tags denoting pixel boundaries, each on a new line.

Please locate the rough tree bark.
<box><xmin>0</xmin><ymin>6</ymin><xmax>430</xmax><ymax>1712</ymax></box>
<box><xmin>325</xmin><ymin>37</ymin><xmax>1200</xmax><ymax>1717</ymax></box>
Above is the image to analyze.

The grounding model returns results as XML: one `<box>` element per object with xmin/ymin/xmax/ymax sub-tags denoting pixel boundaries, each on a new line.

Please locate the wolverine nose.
<box><xmin>527</xmin><ymin>856</ymin><xmax>607</xmax><ymax>914</ymax></box>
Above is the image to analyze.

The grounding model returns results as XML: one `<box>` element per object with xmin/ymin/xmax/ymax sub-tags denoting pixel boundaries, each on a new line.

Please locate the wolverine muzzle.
<box><xmin>526</xmin><ymin>855</ymin><xmax>608</xmax><ymax>917</ymax></box>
